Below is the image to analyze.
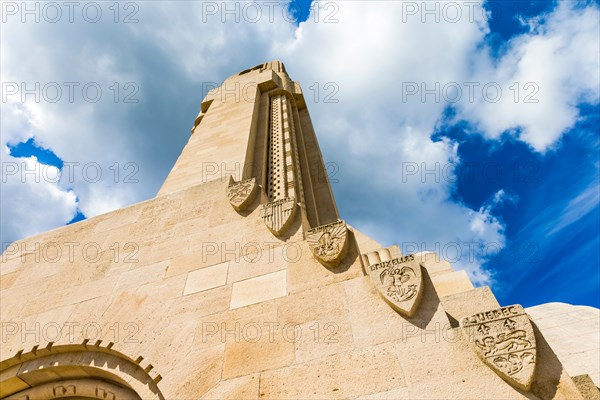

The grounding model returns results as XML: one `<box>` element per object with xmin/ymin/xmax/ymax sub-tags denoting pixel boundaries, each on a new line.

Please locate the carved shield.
<box><xmin>460</xmin><ymin>305</ymin><xmax>537</xmax><ymax>391</ymax></box>
<box><xmin>306</xmin><ymin>220</ymin><xmax>349</xmax><ymax>267</ymax></box>
<box><xmin>227</xmin><ymin>177</ymin><xmax>258</xmax><ymax>211</ymax></box>
<box><xmin>365</xmin><ymin>254</ymin><xmax>423</xmax><ymax>316</ymax></box>
<box><xmin>260</xmin><ymin>197</ymin><xmax>297</xmax><ymax>236</ymax></box>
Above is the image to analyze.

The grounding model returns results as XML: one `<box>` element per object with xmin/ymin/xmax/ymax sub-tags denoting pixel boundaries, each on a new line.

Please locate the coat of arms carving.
<box><xmin>365</xmin><ymin>254</ymin><xmax>424</xmax><ymax>316</ymax></box>
<box><xmin>306</xmin><ymin>220</ymin><xmax>349</xmax><ymax>267</ymax></box>
<box><xmin>226</xmin><ymin>177</ymin><xmax>258</xmax><ymax>211</ymax></box>
<box><xmin>260</xmin><ymin>197</ymin><xmax>297</xmax><ymax>236</ymax></box>
<box><xmin>460</xmin><ymin>305</ymin><xmax>537</xmax><ymax>391</ymax></box>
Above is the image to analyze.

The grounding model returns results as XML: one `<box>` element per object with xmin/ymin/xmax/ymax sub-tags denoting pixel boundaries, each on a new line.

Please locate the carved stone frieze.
<box><xmin>227</xmin><ymin>177</ymin><xmax>258</xmax><ymax>211</ymax></box>
<box><xmin>306</xmin><ymin>220</ymin><xmax>349</xmax><ymax>267</ymax></box>
<box><xmin>364</xmin><ymin>252</ymin><xmax>424</xmax><ymax>317</ymax></box>
<box><xmin>260</xmin><ymin>197</ymin><xmax>297</xmax><ymax>236</ymax></box>
<box><xmin>461</xmin><ymin>305</ymin><xmax>537</xmax><ymax>390</ymax></box>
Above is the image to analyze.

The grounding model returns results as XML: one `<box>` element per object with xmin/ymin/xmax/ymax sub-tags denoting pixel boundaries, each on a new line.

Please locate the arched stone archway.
<box><xmin>3</xmin><ymin>378</ymin><xmax>141</xmax><ymax>399</ymax></box>
<box><xmin>0</xmin><ymin>340</ymin><xmax>164</xmax><ymax>400</ymax></box>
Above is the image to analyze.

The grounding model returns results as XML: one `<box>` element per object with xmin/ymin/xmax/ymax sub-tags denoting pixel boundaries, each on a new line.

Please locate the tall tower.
<box><xmin>160</xmin><ymin>60</ymin><xmax>339</xmax><ymax>236</ymax></box>
<box><xmin>0</xmin><ymin>62</ymin><xmax>594</xmax><ymax>400</ymax></box>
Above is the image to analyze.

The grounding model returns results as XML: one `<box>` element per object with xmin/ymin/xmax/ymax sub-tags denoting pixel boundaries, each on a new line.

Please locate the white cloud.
<box><xmin>453</xmin><ymin>1</ymin><xmax>600</xmax><ymax>151</ymax></box>
<box><xmin>0</xmin><ymin>101</ymin><xmax>78</xmax><ymax>245</ymax></box>
<box><xmin>0</xmin><ymin>153</ymin><xmax>78</xmax><ymax>245</ymax></box>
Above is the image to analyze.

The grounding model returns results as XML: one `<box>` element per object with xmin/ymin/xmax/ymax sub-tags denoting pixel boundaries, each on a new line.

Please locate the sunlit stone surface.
<box><xmin>1</xmin><ymin>61</ymin><xmax>597</xmax><ymax>399</ymax></box>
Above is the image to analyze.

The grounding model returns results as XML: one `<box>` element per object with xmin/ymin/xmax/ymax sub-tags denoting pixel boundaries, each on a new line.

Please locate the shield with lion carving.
<box><xmin>460</xmin><ymin>305</ymin><xmax>537</xmax><ymax>391</ymax></box>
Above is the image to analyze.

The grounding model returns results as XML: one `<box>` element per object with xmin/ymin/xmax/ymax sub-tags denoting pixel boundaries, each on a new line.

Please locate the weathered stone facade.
<box><xmin>1</xmin><ymin>61</ymin><xmax>597</xmax><ymax>399</ymax></box>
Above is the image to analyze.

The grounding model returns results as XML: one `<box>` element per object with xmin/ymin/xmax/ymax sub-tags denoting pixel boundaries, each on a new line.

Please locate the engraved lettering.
<box><xmin>362</xmin><ymin>248</ymin><xmax>423</xmax><ymax>317</ymax></box>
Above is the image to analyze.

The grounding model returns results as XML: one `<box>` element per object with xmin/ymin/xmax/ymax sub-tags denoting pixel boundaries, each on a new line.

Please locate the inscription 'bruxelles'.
<box><xmin>364</xmin><ymin>252</ymin><xmax>423</xmax><ymax>317</ymax></box>
<box><xmin>369</xmin><ymin>254</ymin><xmax>415</xmax><ymax>272</ymax></box>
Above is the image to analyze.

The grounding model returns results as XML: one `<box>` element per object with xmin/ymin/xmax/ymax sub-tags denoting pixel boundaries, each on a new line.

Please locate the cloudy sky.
<box><xmin>1</xmin><ymin>0</ymin><xmax>599</xmax><ymax>307</ymax></box>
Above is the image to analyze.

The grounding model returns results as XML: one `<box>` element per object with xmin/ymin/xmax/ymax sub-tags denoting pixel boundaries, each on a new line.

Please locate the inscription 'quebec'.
<box><xmin>461</xmin><ymin>305</ymin><xmax>537</xmax><ymax>391</ymax></box>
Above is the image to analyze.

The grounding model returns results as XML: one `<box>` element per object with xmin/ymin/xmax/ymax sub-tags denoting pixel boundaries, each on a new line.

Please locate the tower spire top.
<box><xmin>159</xmin><ymin>62</ymin><xmax>339</xmax><ymax>233</ymax></box>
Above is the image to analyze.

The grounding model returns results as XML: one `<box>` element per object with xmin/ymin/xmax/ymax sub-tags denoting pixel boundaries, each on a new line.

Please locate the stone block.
<box><xmin>440</xmin><ymin>286</ymin><xmax>500</xmax><ymax>327</ymax></box>
<box><xmin>344</xmin><ymin>275</ymin><xmax>449</xmax><ymax>348</ymax></box>
<box><xmin>415</xmin><ymin>251</ymin><xmax>453</xmax><ymax>276</ymax></box>
<box><xmin>293</xmin><ymin>315</ymin><xmax>354</xmax><ymax>364</ymax></box>
<box><xmin>161</xmin><ymin>344</ymin><xmax>225</xmax><ymax>399</ymax></box>
<box><xmin>115</xmin><ymin>260</ymin><xmax>168</xmax><ymax>292</ymax></box>
<box><xmin>183</xmin><ymin>261</ymin><xmax>229</xmax><ymax>295</ymax></box>
<box><xmin>170</xmin><ymin>284</ymin><xmax>232</xmax><ymax>320</ymax></box>
<box><xmin>226</xmin><ymin>243</ymin><xmax>288</xmax><ymax>284</ymax></box>
<box><xmin>431</xmin><ymin>269</ymin><xmax>474</xmax><ymax>297</ymax></box>
<box><xmin>221</xmin><ymin>315</ymin><xmax>294</xmax><ymax>379</ymax></box>
<box><xmin>396</xmin><ymin>330</ymin><xmax>526</xmax><ymax>399</ymax></box>
<box><xmin>230</xmin><ymin>270</ymin><xmax>287</xmax><ymax>309</ymax></box>
<box><xmin>286</xmin><ymin>238</ymin><xmax>363</xmax><ymax>294</ymax></box>
<box><xmin>259</xmin><ymin>342</ymin><xmax>407</xmax><ymax>399</ymax></box>
<box><xmin>277</xmin><ymin>280</ymin><xmax>348</xmax><ymax>325</ymax></box>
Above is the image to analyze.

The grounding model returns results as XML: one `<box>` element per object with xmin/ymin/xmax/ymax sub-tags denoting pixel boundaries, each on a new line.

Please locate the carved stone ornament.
<box><xmin>365</xmin><ymin>254</ymin><xmax>424</xmax><ymax>316</ymax></box>
<box><xmin>260</xmin><ymin>197</ymin><xmax>297</xmax><ymax>236</ymax></box>
<box><xmin>306</xmin><ymin>220</ymin><xmax>349</xmax><ymax>267</ymax></box>
<box><xmin>460</xmin><ymin>305</ymin><xmax>537</xmax><ymax>391</ymax></box>
<box><xmin>227</xmin><ymin>177</ymin><xmax>258</xmax><ymax>211</ymax></box>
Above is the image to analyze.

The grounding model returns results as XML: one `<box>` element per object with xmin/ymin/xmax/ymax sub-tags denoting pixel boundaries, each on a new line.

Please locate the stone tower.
<box><xmin>1</xmin><ymin>61</ymin><xmax>597</xmax><ymax>399</ymax></box>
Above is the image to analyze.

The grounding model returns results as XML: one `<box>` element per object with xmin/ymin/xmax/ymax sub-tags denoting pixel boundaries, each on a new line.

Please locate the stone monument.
<box><xmin>1</xmin><ymin>61</ymin><xmax>598</xmax><ymax>399</ymax></box>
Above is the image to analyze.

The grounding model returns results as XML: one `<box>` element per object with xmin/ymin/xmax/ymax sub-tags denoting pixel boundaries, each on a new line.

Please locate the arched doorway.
<box><xmin>0</xmin><ymin>340</ymin><xmax>164</xmax><ymax>399</ymax></box>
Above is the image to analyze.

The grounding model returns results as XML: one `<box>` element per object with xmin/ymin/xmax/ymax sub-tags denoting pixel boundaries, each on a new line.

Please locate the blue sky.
<box><xmin>438</xmin><ymin>1</ymin><xmax>600</xmax><ymax>308</ymax></box>
<box><xmin>1</xmin><ymin>0</ymin><xmax>598</xmax><ymax>308</ymax></box>
<box><xmin>434</xmin><ymin>104</ymin><xmax>600</xmax><ymax>307</ymax></box>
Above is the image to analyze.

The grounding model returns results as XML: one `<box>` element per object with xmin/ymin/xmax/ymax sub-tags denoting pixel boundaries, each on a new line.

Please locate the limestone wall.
<box><xmin>1</xmin><ymin>177</ymin><xmax>586</xmax><ymax>399</ymax></box>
